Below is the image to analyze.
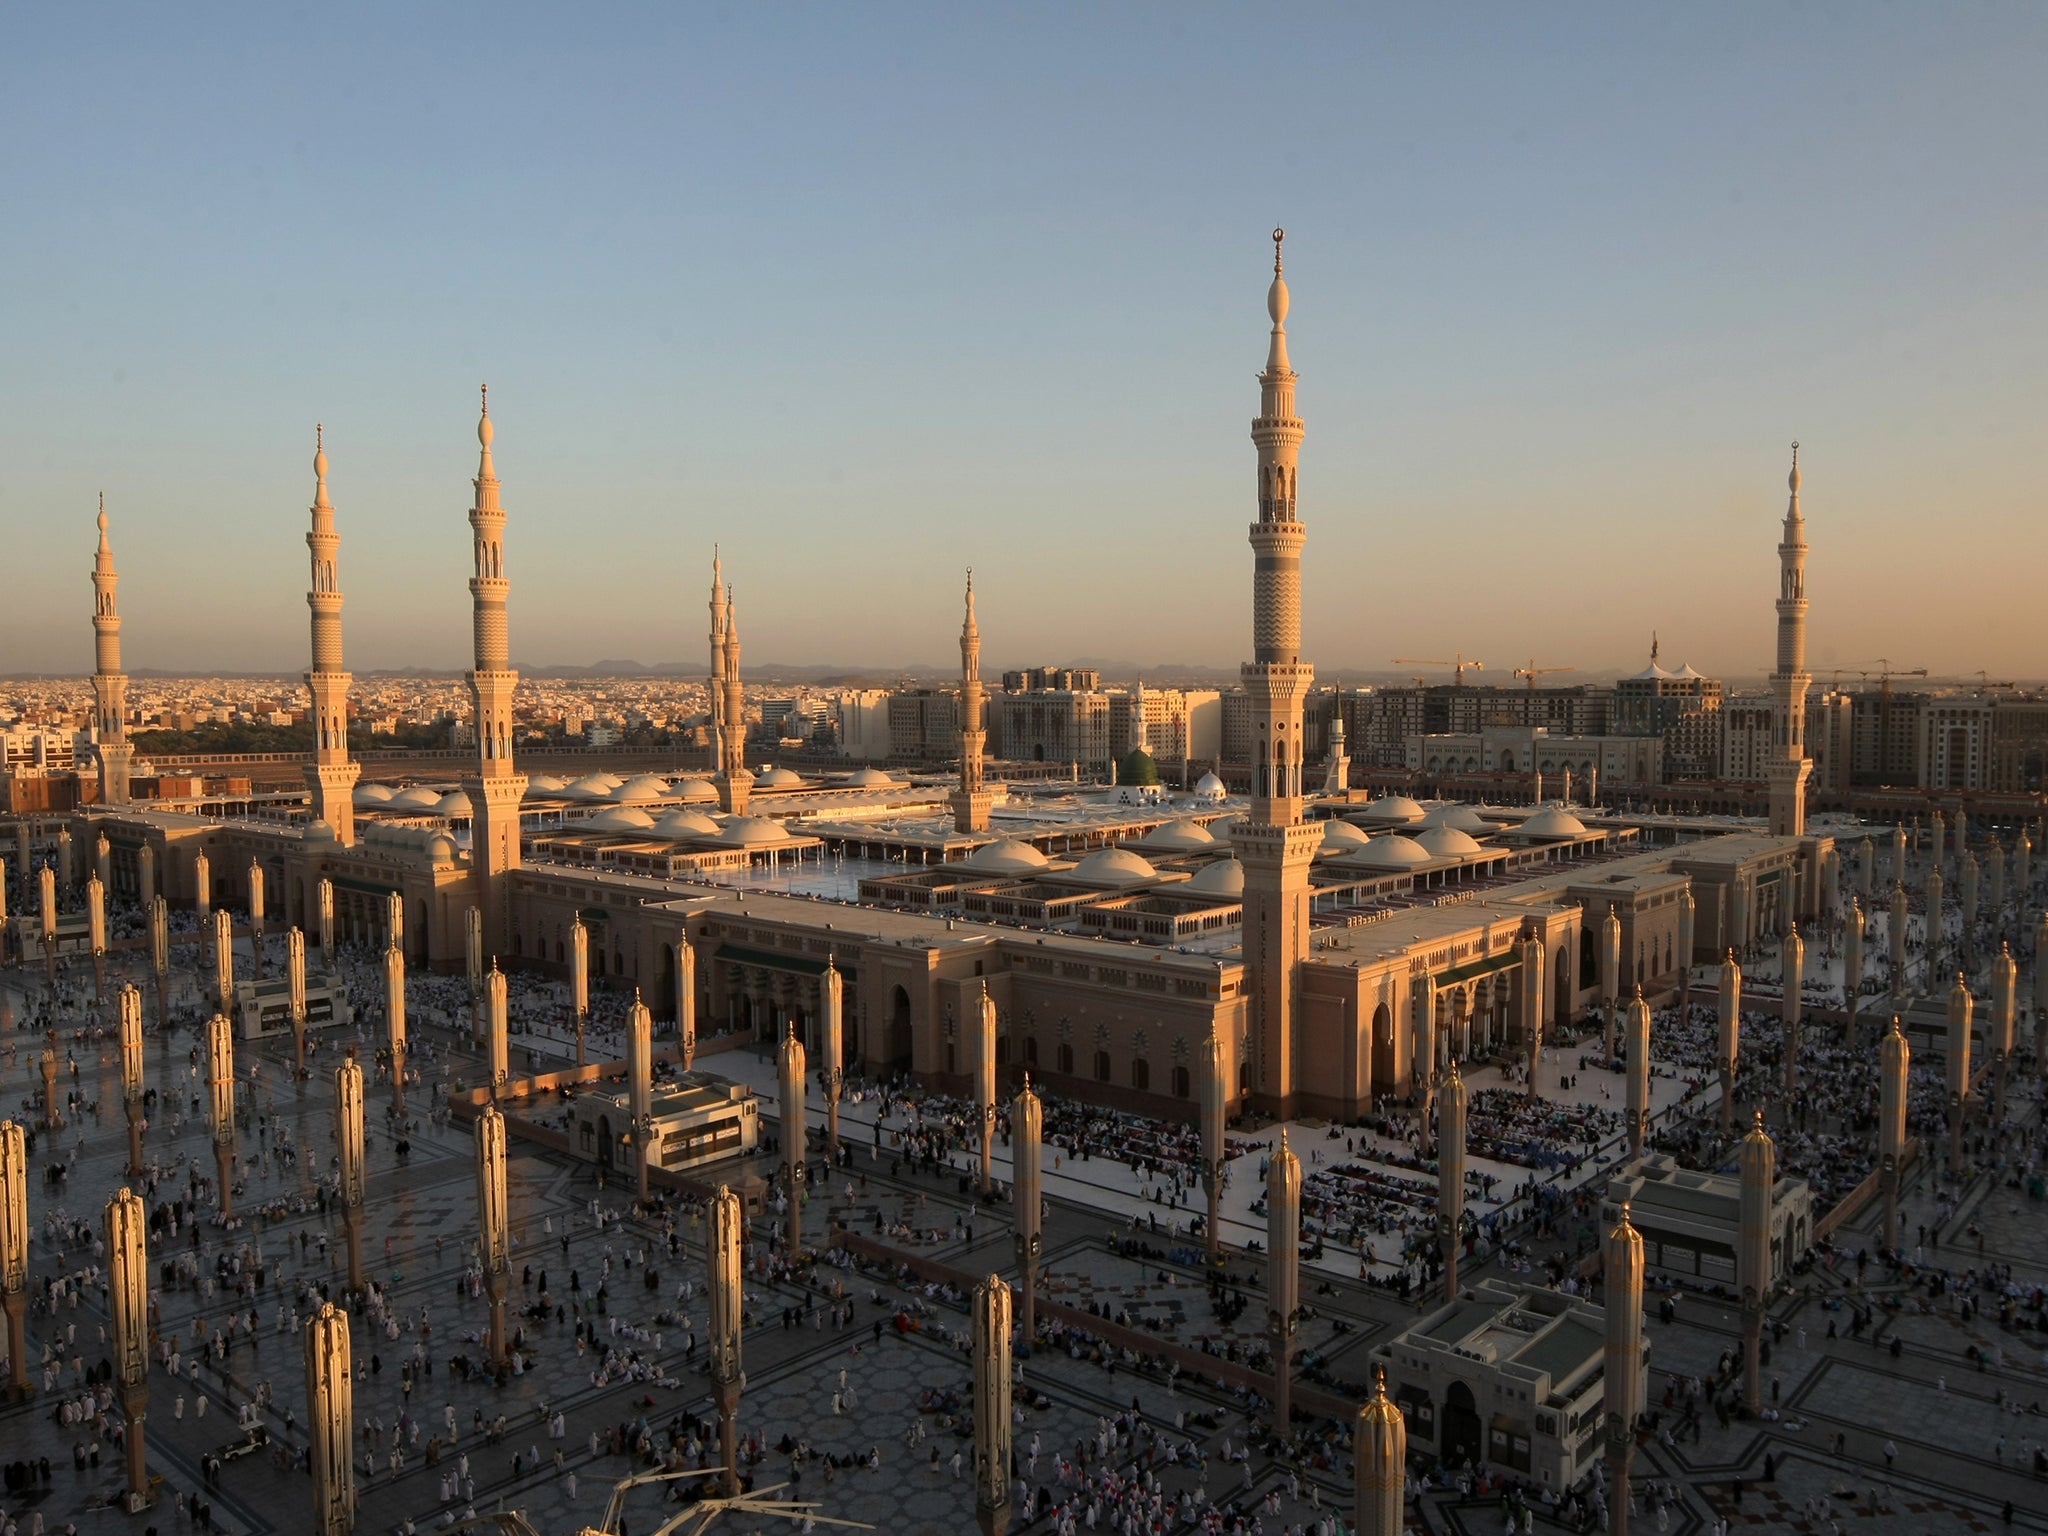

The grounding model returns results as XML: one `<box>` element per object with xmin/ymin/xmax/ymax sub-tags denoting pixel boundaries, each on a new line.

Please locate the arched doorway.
<box><xmin>1369</xmin><ymin>1003</ymin><xmax>1395</xmax><ymax>1099</ymax></box>
<box><xmin>595</xmin><ymin>1115</ymin><xmax>614</xmax><ymax>1174</ymax></box>
<box><xmin>1554</xmin><ymin>944</ymin><xmax>1571</xmax><ymax>1020</ymax></box>
<box><xmin>886</xmin><ymin>986</ymin><xmax>913</xmax><ymax>1068</ymax></box>
<box><xmin>1443</xmin><ymin>1381</ymin><xmax>1483</xmax><ymax>1468</ymax></box>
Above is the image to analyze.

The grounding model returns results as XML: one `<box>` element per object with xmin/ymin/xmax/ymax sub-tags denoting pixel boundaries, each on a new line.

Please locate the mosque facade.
<box><xmin>53</xmin><ymin>235</ymin><xmax>1833</xmax><ymax>1128</ymax></box>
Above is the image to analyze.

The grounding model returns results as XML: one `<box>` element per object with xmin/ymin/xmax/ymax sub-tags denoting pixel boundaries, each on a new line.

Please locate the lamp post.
<box><xmin>1012</xmin><ymin>1074</ymin><xmax>1042</xmax><ymax>1338</ymax></box>
<box><xmin>571</xmin><ymin>916</ymin><xmax>590</xmax><ymax>1068</ymax></box>
<box><xmin>779</xmin><ymin>1025</ymin><xmax>807</xmax><ymax>1258</ymax></box>
<box><xmin>316</xmin><ymin>875</ymin><xmax>334</xmax><ymax>970</ymax></box>
<box><xmin>1267</xmin><ymin>1129</ymin><xmax>1300</xmax><ymax>1439</ymax></box>
<box><xmin>305</xmin><ymin>1302</ymin><xmax>355</xmax><ymax>1536</ymax></box>
<box><xmin>1738</xmin><ymin>1112</ymin><xmax>1775</xmax><ymax>1415</ymax></box>
<box><xmin>107</xmin><ymin>1186</ymin><xmax>152</xmax><ymax>1510</ymax></box>
<box><xmin>1625</xmin><ymin>986</ymin><xmax>1651</xmax><ymax>1163</ymax></box>
<box><xmin>1717</xmin><ymin>950</ymin><xmax>1741</xmax><ymax>1137</ymax></box>
<box><xmin>1354</xmin><ymin>1366</ymin><xmax>1406</xmax><ymax>1536</ymax></box>
<box><xmin>974</xmin><ymin>981</ymin><xmax>997</xmax><ymax>1196</ymax></box>
<box><xmin>208</xmin><ymin>1012</ymin><xmax>237</xmax><ymax>1218</ymax></box>
<box><xmin>1946</xmin><ymin>973</ymin><xmax>1973</xmax><ymax>1166</ymax></box>
<box><xmin>465</xmin><ymin>906</ymin><xmax>483</xmax><ymax>1047</ymax></box>
<box><xmin>336</xmin><ymin>1057</ymin><xmax>366</xmax><ymax>1292</ymax></box>
<box><xmin>627</xmin><ymin>991</ymin><xmax>653</xmax><ymax>1205</ymax></box>
<box><xmin>248</xmin><ymin>859</ymin><xmax>266</xmax><ymax>979</ymax></box>
<box><xmin>708</xmin><ymin>1184</ymin><xmax>745</xmax><ymax>1496</ymax></box>
<box><xmin>119</xmin><ymin>984</ymin><xmax>145</xmax><ymax>1174</ymax></box>
<box><xmin>1439</xmin><ymin>1062</ymin><xmax>1466</xmax><ymax>1297</ymax></box>
<box><xmin>1990</xmin><ymin>943</ymin><xmax>2017</xmax><ymax>1126</ymax></box>
<box><xmin>1604</xmin><ymin>1202</ymin><xmax>1645</xmax><ymax>1536</ymax></box>
<box><xmin>1201</xmin><ymin>1025</ymin><xmax>1227</xmax><ymax>1262</ymax></box>
<box><xmin>1843</xmin><ymin>899</ymin><xmax>1864</xmax><ymax>1042</ymax></box>
<box><xmin>288</xmin><ymin>926</ymin><xmax>308</xmax><ymax>1078</ymax></box>
<box><xmin>1522</xmin><ymin>936</ymin><xmax>1546</xmax><ymax>1101</ymax></box>
<box><xmin>194</xmin><ymin>850</ymin><xmax>211</xmax><ymax>962</ymax></box>
<box><xmin>88</xmin><ymin>873</ymin><xmax>106</xmax><ymax>1003</ymax></box>
<box><xmin>214</xmin><ymin>908</ymin><xmax>235</xmax><ymax>1017</ymax></box>
<box><xmin>821</xmin><ymin>955</ymin><xmax>844</xmax><ymax>1155</ymax></box>
<box><xmin>150</xmin><ymin>894</ymin><xmax>171</xmax><ymax>1033</ymax></box>
<box><xmin>384</xmin><ymin>940</ymin><xmax>407</xmax><ymax>1117</ymax></box>
<box><xmin>486</xmin><ymin>962</ymin><xmax>509</xmax><ymax>1096</ymax></box>
<box><xmin>475</xmin><ymin>1105</ymin><xmax>510</xmax><ymax>1366</ymax></box>
<box><xmin>0</xmin><ymin>1120</ymin><xmax>30</xmax><ymax>1398</ymax></box>
<box><xmin>138</xmin><ymin>840</ymin><xmax>156</xmax><ymax>912</ymax></box>
<box><xmin>972</xmin><ymin>1273</ymin><xmax>1014</xmax><ymax>1536</ymax></box>
<box><xmin>1879</xmin><ymin>1018</ymin><xmax>1908</xmax><ymax>1253</ymax></box>
<box><xmin>1600</xmin><ymin>906</ymin><xmax>1621</xmax><ymax>1057</ymax></box>
<box><xmin>39</xmin><ymin>865</ymin><xmax>55</xmax><ymax>988</ymax></box>
<box><xmin>1780</xmin><ymin>924</ymin><xmax>1803</xmax><ymax>1104</ymax></box>
<box><xmin>678</xmin><ymin>938</ymin><xmax>698</xmax><ymax>1071</ymax></box>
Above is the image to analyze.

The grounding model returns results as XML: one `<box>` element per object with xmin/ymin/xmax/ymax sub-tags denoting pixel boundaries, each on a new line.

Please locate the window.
<box><xmin>1131</xmin><ymin>1058</ymin><xmax>1150</xmax><ymax>1092</ymax></box>
<box><xmin>1024</xmin><ymin>1036</ymin><xmax>1039</xmax><ymax>1066</ymax></box>
<box><xmin>1056</xmin><ymin>1043</ymin><xmax>1074</xmax><ymax>1075</ymax></box>
<box><xmin>1172</xmin><ymin>1064</ymin><xmax>1190</xmax><ymax>1099</ymax></box>
<box><xmin>1093</xmin><ymin>1050</ymin><xmax>1111</xmax><ymax>1083</ymax></box>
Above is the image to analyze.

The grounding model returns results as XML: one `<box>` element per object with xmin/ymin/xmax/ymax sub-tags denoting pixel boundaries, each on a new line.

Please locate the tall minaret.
<box><xmin>89</xmin><ymin>495</ymin><xmax>133</xmax><ymax>807</ymax></box>
<box><xmin>1767</xmin><ymin>443</ymin><xmax>1812</xmax><ymax>837</ymax></box>
<box><xmin>718</xmin><ymin>577</ymin><xmax>752</xmax><ymax>815</ymax></box>
<box><xmin>707</xmin><ymin>550</ymin><xmax>728</xmax><ymax>781</ymax></box>
<box><xmin>304</xmin><ymin>426</ymin><xmax>361</xmax><ymax>844</ymax></box>
<box><xmin>1234</xmin><ymin>229</ymin><xmax>1319</xmax><ymax>1118</ymax></box>
<box><xmin>951</xmin><ymin>570</ymin><xmax>992</xmax><ymax>834</ymax></box>
<box><xmin>462</xmin><ymin>388</ymin><xmax>528</xmax><ymax>955</ymax></box>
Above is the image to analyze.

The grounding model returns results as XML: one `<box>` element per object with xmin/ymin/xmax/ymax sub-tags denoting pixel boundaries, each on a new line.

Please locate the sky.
<box><xmin>2</xmin><ymin>4</ymin><xmax>2044</xmax><ymax>681</ymax></box>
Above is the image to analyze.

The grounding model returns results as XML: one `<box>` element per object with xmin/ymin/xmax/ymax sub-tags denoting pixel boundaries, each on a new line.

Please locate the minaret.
<box><xmin>952</xmin><ymin>571</ymin><xmax>993</xmax><ymax>833</ymax></box>
<box><xmin>1322</xmin><ymin>694</ymin><xmax>1349</xmax><ymax>794</ymax></box>
<box><xmin>462</xmin><ymin>388</ymin><xmax>528</xmax><ymax>956</ymax></box>
<box><xmin>304</xmin><ymin>425</ymin><xmax>361</xmax><ymax>843</ymax></box>
<box><xmin>89</xmin><ymin>494</ymin><xmax>133</xmax><ymax>806</ymax></box>
<box><xmin>707</xmin><ymin>550</ymin><xmax>728</xmax><ymax>772</ymax></box>
<box><xmin>1234</xmin><ymin>229</ymin><xmax>1319</xmax><ymax>1117</ymax></box>
<box><xmin>718</xmin><ymin>576</ymin><xmax>753</xmax><ymax>815</ymax></box>
<box><xmin>1767</xmin><ymin>444</ymin><xmax>1812</xmax><ymax>837</ymax></box>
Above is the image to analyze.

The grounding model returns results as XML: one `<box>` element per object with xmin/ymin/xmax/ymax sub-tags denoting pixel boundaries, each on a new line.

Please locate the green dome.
<box><xmin>1117</xmin><ymin>748</ymin><xmax>1162</xmax><ymax>787</ymax></box>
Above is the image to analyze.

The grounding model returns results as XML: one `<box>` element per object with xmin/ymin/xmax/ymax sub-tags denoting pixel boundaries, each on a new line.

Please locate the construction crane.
<box><xmin>1512</xmin><ymin>660</ymin><xmax>1577</xmax><ymax>690</ymax></box>
<box><xmin>1392</xmin><ymin>653</ymin><xmax>1483</xmax><ymax>686</ymax></box>
<box><xmin>1972</xmin><ymin>670</ymin><xmax>2017</xmax><ymax>692</ymax></box>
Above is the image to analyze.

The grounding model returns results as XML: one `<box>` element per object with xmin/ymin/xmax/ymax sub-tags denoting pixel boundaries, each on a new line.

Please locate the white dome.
<box><xmin>1317</xmin><ymin>819</ymin><xmax>1373</xmax><ymax>856</ymax></box>
<box><xmin>594</xmin><ymin>772</ymin><xmax>625</xmax><ymax>788</ymax></box>
<box><xmin>1208</xmin><ymin>814</ymin><xmax>1241</xmax><ymax>845</ymax></box>
<box><xmin>390</xmin><ymin>786</ymin><xmax>445</xmax><ymax>812</ymax></box>
<box><xmin>1192</xmin><ymin>771</ymin><xmax>1227</xmax><ymax>801</ymax></box>
<box><xmin>1359</xmin><ymin>795</ymin><xmax>1426</xmax><ymax>826</ymax></box>
<box><xmin>1415</xmin><ymin>825</ymin><xmax>1482</xmax><ymax>858</ymax></box>
<box><xmin>565</xmin><ymin>775</ymin><xmax>616</xmax><ymax>801</ymax></box>
<box><xmin>1418</xmin><ymin>803</ymin><xmax>1488</xmax><ymax>833</ymax></box>
<box><xmin>425</xmin><ymin>832</ymin><xmax>459</xmax><ymax>863</ymax></box>
<box><xmin>436</xmin><ymin>790</ymin><xmax>474</xmax><ymax>817</ymax></box>
<box><xmin>1521</xmin><ymin>807</ymin><xmax>1589</xmax><ymax>840</ymax></box>
<box><xmin>1136</xmin><ymin>819</ymin><xmax>1216</xmax><ymax>854</ymax></box>
<box><xmin>586</xmin><ymin>806</ymin><xmax>658</xmax><ymax>832</ymax></box>
<box><xmin>1186</xmin><ymin>857</ymin><xmax>1244</xmax><ymax>898</ymax></box>
<box><xmin>716</xmin><ymin>815</ymin><xmax>793</xmax><ymax>846</ymax></box>
<box><xmin>526</xmin><ymin>774</ymin><xmax>569</xmax><ymax>794</ymax></box>
<box><xmin>1068</xmin><ymin>847</ymin><xmax>1158</xmax><ymax>888</ymax></box>
<box><xmin>653</xmin><ymin>810</ymin><xmax>722</xmax><ymax>840</ymax></box>
<box><xmin>964</xmin><ymin>838</ymin><xmax>1051</xmax><ymax>876</ymax></box>
<box><xmin>612</xmin><ymin>774</ymin><xmax>671</xmax><ymax>804</ymax></box>
<box><xmin>303</xmin><ymin>820</ymin><xmax>338</xmax><ymax>845</ymax></box>
<box><xmin>1345</xmin><ymin>833</ymin><xmax>1432</xmax><ymax>870</ymax></box>
<box><xmin>839</xmin><ymin>767</ymin><xmax>902</xmax><ymax>789</ymax></box>
<box><xmin>353</xmin><ymin>783</ymin><xmax>395</xmax><ymax>806</ymax></box>
<box><xmin>670</xmin><ymin>779</ymin><xmax>719</xmax><ymax>803</ymax></box>
<box><xmin>755</xmin><ymin>768</ymin><xmax>805</xmax><ymax>789</ymax></box>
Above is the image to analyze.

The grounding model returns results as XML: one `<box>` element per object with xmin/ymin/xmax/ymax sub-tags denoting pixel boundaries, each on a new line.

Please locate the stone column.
<box><xmin>40</xmin><ymin>1052</ymin><xmax>59</xmax><ymax>1130</ymax></box>
<box><xmin>972</xmin><ymin>1273</ymin><xmax>1014</xmax><ymax>1536</ymax></box>
<box><xmin>1989</xmin><ymin>842</ymin><xmax>2006</xmax><ymax>944</ymax></box>
<box><xmin>486</xmin><ymin>964</ymin><xmax>509</xmax><ymax>1095</ymax></box>
<box><xmin>1930</xmin><ymin>811</ymin><xmax>1947</xmax><ymax>877</ymax></box>
<box><xmin>208</xmin><ymin>1013</ymin><xmax>237</xmax><ymax>1217</ymax></box>
<box><xmin>194</xmin><ymin>851</ymin><xmax>211</xmax><ymax>955</ymax></box>
<box><xmin>39</xmin><ymin>865</ymin><xmax>56</xmax><ymax>988</ymax></box>
<box><xmin>119</xmin><ymin>985</ymin><xmax>145</xmax><ymax>1174</ymax></box>
<box><xmin>1879</xmin><ymin>1018</ymin><xmax>1908</xmax><ymax>1253</ymax></box>
<box><xmin>107</xmin><ymin>1186</ymin><xmax>151</xmax><ymax>1509</ymax></box>
<box><xmin>214</xmin><ymin>908</ymin><xmax>235</xmax><ymax>1017</ymax></box>
<box><xmin>1946</xmin><ymin>974</ymin><xmax>1973</xmax><ymax>1165</ymax></box>
<box><xmin>138</xmin><ymin>841</ymin><xmax>156</xmax><ymax>912</ymax></box>
<box><xmin>779</xmin><ymin>1025</ymin><xmax>807</xmax><ymax>1257</ymax></box>
<box><xmin>88</xmin><ymin>873</ymin><xmax>106</xmax><ymax>1002</ymax></box>
<box><xmin>1625</xmin><ymin>987</ymin><xmax>1651</xmax><ymax>1162</ymax></box>
<box><xmin>821</xmin><ymin>956</ymin><xmax>844</xmax><ymax>1154</ymax></box>
<box><xmin>1843</xmin><ymin>899</ymin><xmax>1864</xmax><ymax>1041</ymax></box>
<box><xmin>0</xmin><ymin>1120</ymin><xmax>29</xmax><ymax>1397</ymax></box>
<box><xmin>627</xmin><ymin>992</ymin><xmax>653</xmax><ymax>1204</ymax></box>
<box><xmin>287</xmin><ymin>927</ymin><xmax>308</xmax><ymax>1078</ymax></box>
<box><xmin>475</xmin><ymin>1105</ymin><xmax>510</xmax><ymax>1365</ymax></box>
<box><xmin>1717</xmin><ymin>951</ymin><xmax>1741</xmax><ymax>1136</ymax></box>
<box><xmin>1600</xmin><ymin>906</ymin><xmax>1621</xmax><ymax>1057</ymax></box>
<box><xmin>1012</xmin><ymin>1076</ymin><xmax>1042</xmax><ymax>1337</ymax></box>
<box><xmin>330</xmin><ymin>1056</ymin><xmax>364</xmax><ymax>1292</ymax></box>
<box><xmin>1202</xmin><ymin>1025</ymin><xmax>1227</xmax><ymax>1262</ymax></box>
<box><xmin>1604</xmin><ymin>1202</ymin><xmax>1645</xmax><ymax>1536</ymax></box>
<box><xmin>56</xmin><ymin>828</ymin><xmax>73</xmax><ymax>892</ymax></box>
<box><xmin>1991</xmin><ymin>943</ymin><xmax>2017</xmax><ymax>1126</ymax></box>
<box><xmin>1889</xmin><ymin>883</ymin><xmax>1909</xmax><ymax>994</ymax></box>
<box><xmin>1961</xmin><ymin>853</ymin><xmax>1980</xmax><ymax>968</ymax></box>
<box><xmin>1267</xmin><ymin>1130</ymin><xmax>1301</xmax><ymax>1438</ymax></box>
<box><xmin>1412</xmin><ymin>975</ymin><xmax>1436</xmax><ymax>1126</ymax></box>
<box><xmin>975</xmin><ymin>982</ymin><xmax>997</xmax><ymax>1195</ymax></box>
<box><xmin>1521</xmin><ymin>937</ymin><xmax>1546</xmax><ymax>1100</ymax></box>
<box><xmin>1738</xmin><ymin>1112</ymin><xmax>1775</xmax><ymax>1415</ymax></box>
<box><xmin>94</xmin><ymin>833</ymin><xmax>110</xmax><ymax>896</ymax></box>
<box><xmin>248</xmin><ymin>860</ymin><xmax>266</xmax><ymax>978</ymax></box>
<box><xmin>1780</xmin><ymin>925</ymin><xmax>1803</xmax><ymax>1103</ymax></box>
<box><xmin>305</xmin><ymin>1301</ymin><xmax>355</xmax><ymax>1536</ymax></box>
<box><xmin>2016</xmin><ymin>833</ymin><xmax>2032</xmax><ymax>898</ymax></box>
<box><xmin>385</xmin><ymin>889</ymin><xmax>403</xmax><ymax>960</ymax></box>
<box><xmin>708</xmin><ymin>1184</ymin><xmax>745</xmax><ymax>1496</ymax></box>
<box><xmin>384</xmin><ymin>942</ymin><xmax>407</xmax><ymax>1117</ymax></box>
<box><xmin>678</xmin><ymin>939</ymin><xmax>698</xmax><ymax>1071</ymax></box>
<box><xmin>1438</xmin><ymin>1063</ymin><xmax>1466</xmax><ymax>1297</ymax></box>
<box><xmin>570</xmin><ymin>916</ymin><xmax>590</xmax><ymax>1067</ymax></box>
<box><xmin>1354</xmin><ymin>1365</ymin><xmax>1406</xmax><ymax>1536</ymax></box>
<box><xmin>1858</xmin><ymin>835</ymin><xmax>1874</xmax><ymax>900</ymax></box>
<box><xmin>1926</xmin><ymin>867</ymin><xmax>1944</xmax><ymax>983</ymax></box>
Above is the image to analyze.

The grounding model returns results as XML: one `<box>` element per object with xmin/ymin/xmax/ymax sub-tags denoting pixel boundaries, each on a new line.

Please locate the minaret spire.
<box><xmin>708</xmin><ymin>548</ymin><xmax>728</xmax><ymax>782</ymax></box>
<box><xmin>1234</xmin><ymin>227</ymin><xmax>1317</xmax><ymax>1118</ymax></box>
<box><xmin>463</xmin><ymin>386</ymin><xmax>528</xmax><ymax>955</ymax></box>
<box><xmin>90</xmin><ymin>493</ymin><xmax>133</xmax><ymax>806</ymax></box>
<box><xmin>952</xmin><ymin>568</ymin><xmax>992</xmax><ymax>833</ymax></box>
<box><xmin>715</xmin><ymin>572</ymin><xmax>752</xmax><ymax>814</ymax></box>
<box><xmin>304</xmin><ymin>424</ymin><xmax>361</xmax><ymax>843</ymax></box>
<box><xmin>1767</xmin><ymin>441</ymin><xmax>1812</xmax><ymax>837</ymax></box>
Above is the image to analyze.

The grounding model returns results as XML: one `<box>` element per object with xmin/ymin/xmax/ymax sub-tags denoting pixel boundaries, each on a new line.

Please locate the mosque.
<box><xmin>53</xmin><ymin>234</ymin><xmax>1836</xmax><ymax>1125</ymax></box>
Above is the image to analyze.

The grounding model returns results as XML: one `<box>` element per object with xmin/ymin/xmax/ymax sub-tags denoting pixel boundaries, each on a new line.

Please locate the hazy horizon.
<box><xmin>4</xmin><ymin>5</ymin><xmax>2044</xmax><ymax>678</ymax></box>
